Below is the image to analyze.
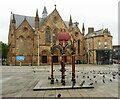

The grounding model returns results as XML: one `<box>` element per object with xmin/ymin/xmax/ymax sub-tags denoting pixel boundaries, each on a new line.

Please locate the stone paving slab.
<box><xmin>68</xmin><ymin>89</ymin><xmax>82</xmax><ymax>97</ymax></box>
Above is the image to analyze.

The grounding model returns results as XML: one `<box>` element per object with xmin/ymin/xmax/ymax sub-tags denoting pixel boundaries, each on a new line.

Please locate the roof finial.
<box><xmin>10</xmin><ymin>12</ymin><xmax>16</xmax><ymax>23</ymax></box>
<box><xmin>74</xmin><ymin>22</ymin><xmax>79</xmax><ymax>27</ymax></box>
<box><xmin>54</xmin><ymin>4</ymin><xmax>56</xmax><ymax>9</ymax></box>
<box><xmin>10</xmin><ymin>11</ymin><xmax>13</xmax><ymax>20</ymax></box>
<box><xmin>82</xmin><ymin>23</ymin><xmax>85</xmax><ymax>31</ymax></box>
<box><xmin>69</xmin><ymin>15</ymin><xmax>72</xmax><ymax>26</ymax></box>
<box><xmin>36</xmin><ymin>9</ymin><xmax>39</xmax><ymax>17</ymax></box>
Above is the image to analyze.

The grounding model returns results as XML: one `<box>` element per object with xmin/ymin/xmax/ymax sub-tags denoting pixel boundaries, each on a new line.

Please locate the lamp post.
<box><xmin>87</xmin><ymin>40</ymin><xmax>89</xmax><ymax>64</ymax></box>
<box><xmin>51</xmin><ymin>55</ymin><xmax>54</xmax><ymax>84</ymax></box>
<box><xmin>38</xmin><ymin>31</ymin><xmax>40</xmax><ymax>66</ymax></box>
<box><xmin>71</xmin><ymin>40</ymin><xmax>76</xmax><ymax>84</ymax></box>
<box><xmin>51</xmin><ymin>42</ymin><xmax>54</xmax><ymax>84</ymax></box>
<box><xmin>72</xmin><ymin>55</ymin><xmax>75</xmax><ymax>83</ymax></box>
<box><xmin>61</xmin><ymin>42</ymin><xmax>66</xmax><ymax>85</ymax></box>
<box><xmin>92</xmin><ymin>37</ymin><xmax>94</xmax><ymax>64</ymax></box>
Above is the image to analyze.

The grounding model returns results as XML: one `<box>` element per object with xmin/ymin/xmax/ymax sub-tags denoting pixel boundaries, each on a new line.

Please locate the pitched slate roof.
<box><xmin>85</xmin><ymin>29</ymin><xmax>111</xmax><ymax>38</ymax></box>
<box><xmin>14</xmin><ymin>14</ymin><xmax>45</xmax><ymax>29</ymax></box>
<box><xmin>14</xmin><ymin>14</ymin><xmax>71</xmax><ymax>29</ymax></box>
<box><xmin>95</xmin><ymin>29</ymin><xmax>104</xmax><ymax>36</ymax></box>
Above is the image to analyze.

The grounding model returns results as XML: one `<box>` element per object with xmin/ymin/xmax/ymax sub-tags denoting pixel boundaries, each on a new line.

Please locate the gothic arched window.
<box><xmin>46</xmin><ymin>26</ymin><xmax>51</xmax><ymax>44</ymax></box>
<box><xmin>78</xmin><ymin>39</ymin><xmax>80</xmax><ymax>55</ymax></box>
<box><xmin>19</xmin><ymin>36</ymin><xmax>24</xmax><ymax>53</ymax></box>
<box><xmin>98</xmin><ymin>40</ymin><xmax>101</xmax><ymax>48</ymax></box>
<box><xmin>104</xmin><ymin>39</ymin><xmax>107</xmax><ymax>48</ymax></box>
<box><xmin>27</xmin><ymin>37</ymin><xmax>31</xmax><ymax>54</ymax></box>
<box><xmin>52</xmin><ymin>28</ymin><xmax>57</xmax><ymax>43</ymax></box>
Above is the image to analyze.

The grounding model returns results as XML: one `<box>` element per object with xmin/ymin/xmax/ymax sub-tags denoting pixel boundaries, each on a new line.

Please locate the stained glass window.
<box><xmin>19</xmin><ymin>36</ymin><xmax>23</xmax><ymax>53</ymax></box>
<box><xmin>46</xmin><ymin>26</ymin><xmax>51</xmax><ymax>44</ymax></box>
<box><xmin>27</xmin><ymin>37</ymin><xmax>30</xmax><ymax>54</ymax></box>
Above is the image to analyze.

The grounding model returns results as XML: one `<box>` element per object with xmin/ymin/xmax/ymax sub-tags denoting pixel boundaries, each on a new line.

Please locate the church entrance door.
<box><xmin>53</xmin><ymin>56</ymin><xmax>58</xmax><ymax>63</ymax></box>
<box><xmin>42</xmin><ymin>56</ymin><xmax>47</xmax><ymax>63</ymax></box>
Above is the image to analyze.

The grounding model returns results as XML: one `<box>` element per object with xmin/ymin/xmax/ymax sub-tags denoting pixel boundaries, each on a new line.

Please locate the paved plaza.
<box><xmin>0</xmin><ymin>64</ymin><xmax>120</xmax><ymax>98</ymax></box>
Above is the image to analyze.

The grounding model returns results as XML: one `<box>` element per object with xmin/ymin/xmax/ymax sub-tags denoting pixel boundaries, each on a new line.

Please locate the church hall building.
<box><xmin>7</xmin><ymin>5</ymin><xmax>113</xmax><ymax>65</ymax></box>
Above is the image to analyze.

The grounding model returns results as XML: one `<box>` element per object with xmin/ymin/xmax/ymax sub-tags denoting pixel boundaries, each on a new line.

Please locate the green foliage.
<box><xmin>1</xmin><ymin>42</ymin><xmax>8</xmax><ymax>59</ymax></box>
<box><xmin>0</xmin><ymin>42</ymin><xmax>2</xmax><ymax>58</ymax></box>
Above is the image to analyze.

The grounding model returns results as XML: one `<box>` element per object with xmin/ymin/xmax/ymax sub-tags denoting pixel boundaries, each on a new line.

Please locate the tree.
<box><xmin>2</xmin><ymin>42</ymin><xmax>8</xmax><ymax>59</ymax></box>
<box><xmin>0</xmin><ymin>42</ymin><xmax>8</xmax><ymax>64</ymax></box>
<box><xmin>0</xmin><ymin>42</ymin><xmax>1</xmax><ymax>54</ymax></box>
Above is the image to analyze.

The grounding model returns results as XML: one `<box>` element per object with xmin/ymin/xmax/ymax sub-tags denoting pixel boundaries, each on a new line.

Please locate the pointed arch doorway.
<box><xmin>42</xmin><ymin>55</ymin><xmax>47</xmax><ymax>63</ymax></box>
<box><xmin>41</xmin><ymin>50</ymin><xmax>50</xmax><ymax>64</ymax></box>
<box><xmin>53</xmin><ymin>56</ymin><xmax>58</xmax><ymax>63</ymax></box>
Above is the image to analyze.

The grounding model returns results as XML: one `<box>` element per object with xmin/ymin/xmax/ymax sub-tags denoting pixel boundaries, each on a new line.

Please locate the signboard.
<box><xmin>16</xmin><ymin>56</ymin><xmax>24</xmax><ymax>61</ymax></box>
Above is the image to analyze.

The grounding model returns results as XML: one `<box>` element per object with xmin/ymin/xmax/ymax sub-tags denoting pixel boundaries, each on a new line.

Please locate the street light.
<box><xmin>91</xmin><ymin>34</ymin><xmax>95</xmax><ymax>64</ymax></box>
<box><xmin>38</xmin><ymin>31</ymin><xmax>40</xmax><ymax>66</ymax></box>
<box><xmin>92</xmin><ymin>37</ymin><xmax>94</xmax><ymax>64</ymax></box>
<box><xmin>87</xmin><ymin>40</ymin><xmax>89</xmax><ymax>64</ymax></box>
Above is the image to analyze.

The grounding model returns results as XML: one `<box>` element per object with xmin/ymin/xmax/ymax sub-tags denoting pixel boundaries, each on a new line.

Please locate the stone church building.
<box><xmin>7</xmin><ymin>6</ymin><xmax>113</xmax><ymax>66</ymax></box>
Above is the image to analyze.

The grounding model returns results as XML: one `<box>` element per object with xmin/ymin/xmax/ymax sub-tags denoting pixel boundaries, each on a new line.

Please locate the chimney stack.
<box><xmin>88</xmin><ymin>27</ymin><xmax>94</xmax><ymax>33</ymax></box>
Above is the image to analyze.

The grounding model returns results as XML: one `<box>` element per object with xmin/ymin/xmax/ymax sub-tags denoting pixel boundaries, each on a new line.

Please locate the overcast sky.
<box><xmin>0</xmin><ymin>0</ymin><xmax>119</xmax><ymax>45</ymax></box>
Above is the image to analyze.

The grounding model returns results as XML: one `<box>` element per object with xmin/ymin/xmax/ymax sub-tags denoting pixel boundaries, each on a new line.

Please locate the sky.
<box><xmin>0</xmin><ymin>0</ymin><xmax>119</xmax><ymax>45</ymax></box>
